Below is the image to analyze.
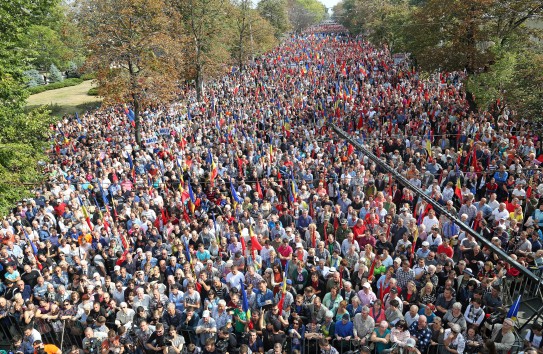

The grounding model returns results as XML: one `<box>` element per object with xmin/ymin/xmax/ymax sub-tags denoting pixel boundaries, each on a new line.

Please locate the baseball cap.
<box><xmin>362</xmin><ymin>282</ymin><xmax>370</xmax><ymax>288</ymax></box>
<box><xmin>422</xmin><ymin>241</ymin><xmax>430</xmax><ymax>247</ymax></box>
<box><xmin>406</xmin><ymin>338</ymin><xmax>416</xmax><ymax>348</ymax></box>
<box><xmin>286</xmin><ymin>279</ymin><xmax>293</xmax><ymax>285</ymax></box>
<box><xmin>202</xmin><ymin>310</ymin><xmax>210</xmax><ymax>318</ymax></box>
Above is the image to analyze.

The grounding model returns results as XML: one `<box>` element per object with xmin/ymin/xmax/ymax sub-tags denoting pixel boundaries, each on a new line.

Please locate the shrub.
<box><xmin>24</xmin><ymin>69</ymin><xmax>45</xmax><ymax>87</ymax></box>
<box><xmin>49</xmin><ymin>64</ymin><xmax>64</xmax><ymax>83</ymax></box>
<box><xmin>27</xmin><ymin>78</ymin><xmax>84</xmax><ymax>94</ymax></box>
<box><xmin>87</xmin><ymin>87</ymin><xmax>99</xmax><ymax>96</ymax></box>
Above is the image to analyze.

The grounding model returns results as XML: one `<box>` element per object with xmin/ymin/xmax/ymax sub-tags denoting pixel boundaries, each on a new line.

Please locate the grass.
<box><xmin>26</xmin><ymin>80</ymin><xmax>102</xmax><ymax>117</ymax></box>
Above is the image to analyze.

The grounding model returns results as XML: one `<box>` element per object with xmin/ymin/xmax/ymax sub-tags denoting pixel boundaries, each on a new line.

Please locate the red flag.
<box><xmin>240</xmin><ymin>235</ymin><xmax>246</xmax><ymax>256</ymax></box>
<box><xmin>347</xmin><ymin>144</ymin><xmax>354</xmax><ymax>156</ymax></box>
<box><xmin>256</xmin><ymin>179</ymin><xmax>263</xmax><ymax>199</ymax></box>
<box><xmin>183</xmin><ymin>208</ymin><xmax>191</xmax><ymax>223</ymax></box>
<box><xmin>368</xmin><ymin>256</ymin><xmax>378</xmax><ymax>281</ymax></box>
<box><xmin>116</xmin><ymin>250</ymin><xmax>129</xmax><ymax>266</ymax></box>
<box><xmin>250</xmin><ymin>235</ymin><xmax>263</xmax><ymax>251</ymax></box>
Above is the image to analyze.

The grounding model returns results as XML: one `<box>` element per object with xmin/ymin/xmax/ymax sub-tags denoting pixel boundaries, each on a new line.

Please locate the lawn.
<box><xmin>26</xmin><ymin>80</ymin><xmax>102</xmax><ymax>117</ymax></box>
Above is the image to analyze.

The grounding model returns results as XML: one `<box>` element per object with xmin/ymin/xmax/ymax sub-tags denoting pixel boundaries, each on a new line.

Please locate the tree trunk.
<box><xmin>133</xmin><ymin>93</ymin><xmax>142</xmax><ymax>146</ymax></box>
<box><xmin>195</xmin><ymin>41</ymin><xmax>204</xmax><ymax>102</ymax></box>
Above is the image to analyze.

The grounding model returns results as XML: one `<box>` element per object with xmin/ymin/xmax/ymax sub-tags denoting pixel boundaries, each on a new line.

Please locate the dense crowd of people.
<box><xmin>1</xmin><ymin>22</ymin><xmax>543</xmax><ymax>354</ymax></box>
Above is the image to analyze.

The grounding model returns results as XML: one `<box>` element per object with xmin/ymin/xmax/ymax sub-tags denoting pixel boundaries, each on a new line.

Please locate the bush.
<box><xmin>80</xmin><ymin>73</ymin><xmax>96</xmax><ymax>80</ymax></box>
<box><xmin>66</xmin><ymin>61</ymin><xmax>81</xmax><ymax>78</ymax></box>
<box><xmin>49</xmin><ymin>64</ymin><xmax>64</xmax><ymax>83</ymax></box>
<box><xmin>24</xmin><ymin>69</ymin><xmax>45</xmax><ymax>87</ymax></box>
<box><xmin>87</xmin><ymin>87</ymin><xmax>99</xmax><ymax>96</ymax></box>
<box><xmin>28</xmin><ymin>78</ymin><xmax>84</xmax><ymax>94</ymax></box>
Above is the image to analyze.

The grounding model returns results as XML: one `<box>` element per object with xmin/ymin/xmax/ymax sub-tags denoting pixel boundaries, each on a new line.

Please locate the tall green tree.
<box><xmin>0</xmin><ymin>0</ymin><xmax>59</xmax><ymax>214</ymax></box>
<box><xmin>230</xmin><ymin>0</ymin><xmax>277</xmax><ymax>68</ymax></box>
<box><xmin>287</xmin><ymin>0</ymin><xmax>326</xmax><ymax>33</ymax></box>
<box><xmin>170</xmin><ymin>0</ymin><xmax>230</xmax><ymax>102</ymax></box>
<box><xmin>78</xmin><ymin>0</ymin><xmax>185</xmax><ymax>145</ymax></box>
<box><xmin>257</xmin><ymin>0</ymin><xmax>291</xmax><ymax>38</ymax></box>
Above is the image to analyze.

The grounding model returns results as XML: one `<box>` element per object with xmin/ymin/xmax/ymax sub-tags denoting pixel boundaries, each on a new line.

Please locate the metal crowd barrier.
<box><xmin>501</xmin><ymin>267</ymin><xmax>543</xmax><ymax>331</ymax></box>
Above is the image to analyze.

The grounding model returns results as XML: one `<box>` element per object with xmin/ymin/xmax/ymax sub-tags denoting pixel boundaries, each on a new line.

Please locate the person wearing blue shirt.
<box><xmin>255</xmin><ymin>280</ymin><xmax>275</xmax><ymax>309</ymax></box>
<box><xmin>493</xmin><ymin>166</ymin><xmax>508</xmax><ymax>184</ymax></box>
<box><xmin>335</xmin><ymin>313</ymin><xmax>354</xmax><ymax>348</ymax></box>
<box><xmin>296</xmin><ymin>209</ymin><xmax>313</xmax><ymax>234</ymax></box>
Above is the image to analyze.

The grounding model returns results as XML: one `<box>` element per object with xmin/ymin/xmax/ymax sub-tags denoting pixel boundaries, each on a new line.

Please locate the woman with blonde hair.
<box><xmin>419</xmin><ymin>282</ymin><xmax>436</xmax><ymax>307</ymax></box>
<box><xmin>305</xmin><ymin>223</ymin><xmax>320</xmax><ymax>249</ymax></box>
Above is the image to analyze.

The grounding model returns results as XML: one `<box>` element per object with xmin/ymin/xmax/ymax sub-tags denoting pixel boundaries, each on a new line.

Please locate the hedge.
<box><xmin>28</xmin><ymin>78</ymin><xmax>84</xmax><ymax>94</ymax></box>
<box><xmin>87</xmin><ymin>87</ymin><xmax>99</xmax><ymax>96</ymax></box>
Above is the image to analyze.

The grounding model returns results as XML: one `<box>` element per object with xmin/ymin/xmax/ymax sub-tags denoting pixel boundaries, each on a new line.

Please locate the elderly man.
<box><xmin>195</xmin><ymin>310</ymin><xmax>217</xmax><ymax>346</ymax></box>
<box><xmin>491</xmin><ymin>318</ymin><xmax>515</xmax><ymax>354</ymax></box>
<box><xmin>353</xmin><ymin>306</ymin><xmax>375</xmax><ymax>345</ymax></box>
<box><xmin>409</xmin><ymin>315</ymin><xmax>432</xmax><ymax>354</ymax></box>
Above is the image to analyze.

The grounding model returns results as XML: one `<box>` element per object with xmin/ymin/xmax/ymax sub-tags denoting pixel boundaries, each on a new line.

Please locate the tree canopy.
<box><xmin>333</xmin><ymin>0</ymin><xmax>543</xmax><ymax>120</ymax></box>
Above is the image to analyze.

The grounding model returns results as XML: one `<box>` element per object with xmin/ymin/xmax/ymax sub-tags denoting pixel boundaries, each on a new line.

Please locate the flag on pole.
<box><xmin>455</xmin><ymin>175</ymin><xmax>463</xmax><ymax>201</ymax></box>
<box><xmin>240</xmin><ymin>279</ymin><xmax>251</xmax><ymax>318</ymax></box>
<box><xmin>277</xmin><ymin>260</ymin><xmax>289</xmax><ymax>312</ymax></box>
<box><xmin>208</xmin><ymin>150</ymin><xmax>218</xmax><ymax>186</ymax></box>
<box><xmin>230</xmin><ymin>179</ymin><xmax>242</xmax><ymax>208</ymax></box>
<box><xmin>78</xmin><ymin>196</ymin><xmax>93</xmax><ymax>231</ymax></box>
<box><xmin>507</xmin><ymin>295</ymin><xmax>521</xmax><ymax>321</ymax></box>
<box><xmin>188</xmin><ymin>180</ymin><xmax>196</xmax><ymax>214</ymax></box>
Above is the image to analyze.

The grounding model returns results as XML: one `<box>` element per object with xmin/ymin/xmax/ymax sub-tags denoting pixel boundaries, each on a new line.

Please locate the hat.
<box><xmin>390</xmin><ymin>287</ymin><xmax>398</xmax><ymax>294</ymax></box>
<box><xmin>463</xmin><ymin>269</ymin><xmax>474</xmax><ymax>277</ymax></box>
<box><xmin>202</xmin><ymin>310</ymin><xmax>210</xmax><ymax>318</ymax></box>
<box><xmin>285</xmin><ymin>227</ymin><xmax>292</xmax><ymax>232</ymax></box>
<box><xmin>406</xmin><ymin>338</ymin><xmax>416</xmax><ymax>348</ymax></box>
<box><xmin>329</xmin><ymin>267</ymin><xmax>337</xmax><ymax>273</ymax></box>
<box><xmin>362</xmin><ymin>282</ymin><xmax>371</xmax><ymax>289</ymax></box>
<box><xmin>342</xmin><ymin>313</ymin><xmax>350</xmax><ymax>320</ymax></box>
<box><xmin>340</xmin><ymin>219</ymin><xmax>347</xmax><ymax>224</ymax></box>
<box><xmin>136</xmin><ymin>248</ymin><xmax>143</xmax><ymax>253</ymax></box>
<box><xmin>286</xmin><ymin>279</ymin><xmax>293</xmax><ymax>285</ymax></box>
<box><xmin>422</xmin><ymin>241</ymin><xmax>430</xmax><ymax>247</ymax></box>
<box><xmin>93</xmin><ymin>272</ymin><xmax>100</xmax><ymax>278</ymax></box>
<box><xmin>114</xmin><ymin>265</ymin><xmax>120</xmax><ymax>271</ymax></box>
<box><xmin>296</xmin><ymin>243</ymin><xmax>303</xmax><ymax>248</ymax></box>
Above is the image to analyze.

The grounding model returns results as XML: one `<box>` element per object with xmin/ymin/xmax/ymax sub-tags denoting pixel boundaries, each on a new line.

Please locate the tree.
<box><xmin>24</xmin><ymin>69</ymin><xmax>45</xmax><ymax>87</ymax></box>
<box><xmin>78</xmin><ymin>0</ymin><xmax>185</xmax><ymax>145</ymax></box>
<box><xmin>287</xmin><ymin>0</ymin><xmax>326</xmax><ymax>33</ymax></box>
<box><xmin>0</xmin><ymin>0</ymin><xmax>59</xmax><ymax>214</ymax></box>
<box><xmin>170</xmin><ymin>0</ymin><xmax>230</xmax><ymax>102</ymax></box>
<box><xmin>49</xmin><ymin>64</ymin><xmax>64</xmax><ymax>82</ymax></box>
<box><xmin>257</xmin><ymin>0</ymin><xmax>291</xmax><ymax>38</ymax></box>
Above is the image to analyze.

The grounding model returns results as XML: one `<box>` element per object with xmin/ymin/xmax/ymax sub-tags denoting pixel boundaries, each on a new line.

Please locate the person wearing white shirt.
<box><xmin>225</xmin><ymin>265</ymin><xmax>245</xmax><ymax>291</ymax></box>
<box><xmin>492</xmin><ymin>203</ymin><xmax>509</xmax><ymax>222</ymax></box>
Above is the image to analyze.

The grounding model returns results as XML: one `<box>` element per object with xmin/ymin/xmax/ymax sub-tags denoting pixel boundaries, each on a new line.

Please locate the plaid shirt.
<box><xmin>395</xmin><ymin>268</ymin><xmax>415</xmax><ymax>289</ymax></box>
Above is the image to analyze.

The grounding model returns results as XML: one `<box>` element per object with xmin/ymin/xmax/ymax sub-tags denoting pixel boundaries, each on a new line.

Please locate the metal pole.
<box><xmin>60</xmin><ymin>319</ymin><xmax>66</xmax><ymax>350</ymax></box>
<box><xmin>328</xmin><ymin>122</ymin><xmax>543</xmax><ymax>285</ymax></box>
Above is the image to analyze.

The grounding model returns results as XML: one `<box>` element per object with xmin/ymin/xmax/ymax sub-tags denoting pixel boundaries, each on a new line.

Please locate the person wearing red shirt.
<box><xmin>437</xmin><ymin>238</ymin><xmax>454</xmax><ymax>259</ymax></box>
<box><xmin>352</xmin><ymin>218</ymin><xmax>366</xmax><ymax>238</ymax></box>
<box><xmin>277</xmin><ymin>238</ymin><xmax>292</xmax><ymax>268</ymax></box>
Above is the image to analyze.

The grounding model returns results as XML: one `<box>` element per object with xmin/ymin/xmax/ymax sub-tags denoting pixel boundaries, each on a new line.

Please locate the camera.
<box><xmin>163</xmin><ymin>339</ymin><xmax>173</xmax><ymax>347</ymax></box>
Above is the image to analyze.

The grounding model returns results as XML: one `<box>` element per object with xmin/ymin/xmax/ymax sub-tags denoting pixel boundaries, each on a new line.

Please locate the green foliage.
<box><xmin>27</xmin><ymin>78</ymin><xmax>83</xmax><ymax>94</ymax></box>
<box><xmin>87</xmin><ymin>87</ymin><xmax>99</xmax><ymax>96</ymax></box>
<box><xmin>49</xmin><ymin>63</ymin><xmax>64</xmax><ymax>82</ymax></box>
<box><xmin>466</xmin><ymin>48</ymin><xmax>517</xmax><ymax>112</ymax></box>
<box><xmin>24</xmin><ymin>69</ymin><xmax>45</xmax><ymax>87</ymax></box>
<box><xmin>257</xmin><ymin>0</ymin><xmax>291</xmax><ymax>38</ymax></box>
<box><xmin>288</xmin><ymin>0</ymin><xmax>327</xmax><ymax>32</ymax></box>
<box><xmin>80</xmin><ymin>73</ymin><xmax>96</xmax><ymax>80</ymax></box>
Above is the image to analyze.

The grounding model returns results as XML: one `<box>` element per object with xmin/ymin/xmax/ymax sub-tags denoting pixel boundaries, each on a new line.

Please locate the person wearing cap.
<box><xmin>416</xmin><ymin>241</ymin><xmax>431</xmax><ymax>260</ymax></box>
<box><xmin>439</xmin><ymin>323</ymin><xmax>465</xmax><ymax>354</ymax></box>
<box><xmin>195</xmin><ymin>310</ymin><xmax>217</xmax><ymax>346</ymax></box>
<box><xmin>358</xmin><ymin>282</ymin><xmax>377</xmax><ymax>307</ymax></box>
<box><xmin>405</xmin><ymin>337</ymin><xmax>422</xmax><ymax>354</ymax></box>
